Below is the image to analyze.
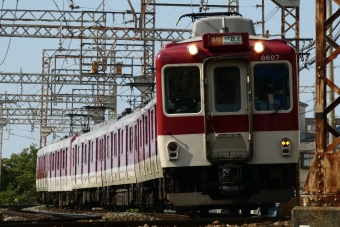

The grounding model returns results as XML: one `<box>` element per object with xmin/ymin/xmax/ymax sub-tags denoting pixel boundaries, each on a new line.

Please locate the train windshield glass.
<box><xmin>253</xmin><ymin>63</ymin><xmax>290</xmax><ymax>111</ymax></box>
<box><xmin>213</xmin><ymin>66</ymin><xmax>241</xmax><ymax>112</ymax></box>
<box><xmin>164</xmin><ymin>66</ymin><xmax>201</xmax><ymax>114</ymax></box>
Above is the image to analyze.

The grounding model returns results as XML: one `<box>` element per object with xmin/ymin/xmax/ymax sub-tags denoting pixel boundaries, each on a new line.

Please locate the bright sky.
<box><xmin>0</xmin><ymin>0</ymin><xmax>320</xmax><ymax>158</ymax></box>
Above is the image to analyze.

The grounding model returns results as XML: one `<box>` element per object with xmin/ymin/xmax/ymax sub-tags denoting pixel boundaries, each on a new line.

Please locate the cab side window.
<box><xmin>254</xmin><ymin>63</ymin><xmax>291</xmax><ymax>111</ymax></box>
<box><xmin>164</xmin><ymin>66</ymin><xmax>201</xmax><ymax>114</ymax></box>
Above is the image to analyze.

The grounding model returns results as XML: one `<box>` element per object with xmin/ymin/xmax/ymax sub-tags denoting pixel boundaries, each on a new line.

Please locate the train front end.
<box><xmin>156</xmin><ymin>14</ymin><xmax>299</xmax><ymax>213</ymax></box>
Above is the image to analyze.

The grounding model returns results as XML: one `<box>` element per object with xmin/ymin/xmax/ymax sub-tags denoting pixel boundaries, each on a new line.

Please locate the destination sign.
<box><xmin>209</xmin><ymin>35</ymin><xmax>243</xmax><ymax>46</ymax></box>
<box><xmin>202</xmin><ymin>32</ymin><xmax>249</xmax><ymax>49</ymax></box>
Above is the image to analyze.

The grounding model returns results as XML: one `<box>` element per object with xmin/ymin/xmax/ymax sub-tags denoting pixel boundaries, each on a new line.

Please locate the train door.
<box><xmin>127</xmin><ymin>126</ymin><xmax>134</xmax><ymax>181</ymax></box>
<box><xmin>112</xmin><ymin>132</ymin><xmax>118</xmax><ymax>182</ymax></box>
<box><xmin>119</xmin><ymin>127</ymin><xmax>127</xmax><ymax>181</ymax></box>
<box><xmin>88</xmin><ymin>141</ymin><xmax>93</xmax><ymax>184</ymax></box>
<box><xmin>96</xmin><ymin>138</ymin><xmax>103</xmax><ymax>184</ymax></box>
<box><xmin>118</xmin><ymin>129</ymin><xmax>121</xmax><ymax>180</ymax></box>
<box><xmin>102</xmin><ymin>136</ymin><xmax>107</xmax><ymax>183</ymax></box>
<box><xmin>134</xmin><ymin>122</ymin><xmax>141</xmax><ymax>179</ymax></box>
<box><xmin>76</xmin><ymin>145</ymin><xmax>82</xmax><ymax>186</ymax></box>
<box><xmin>56</xmin><ymin>150</ymin><xmax>60</xmax><ymax>189</ymax></box>
<box><xmin>50</xmin><ymin>152</ymin><xmax>55</xmax><ymax>190</ymax></box>
<box><xmin>72</xmin><ymin>146</ymin><xmax>76</xmax><ymax>185</ymax></box>
<box><xmin>150</xmin><ymin>109</ymin><xmax>160</xmax><ymax>175</ymax></box>
<box><xmin>138</xmin><ymin>118</ymin><xmax>146</xmax><ymax>179</ymax></box>
<box><xmin>82</xmin><ymin>142</ymin><xmax>89</xmax><ymax>185</ymax></box>
<box><xmin>61</xmin><ymin>149</ymin><xmax>66</xmax><ymax>189</ymax></box>
<box><xmin>106</xmin><ymin>133</ymin><xmax>112</xmax><ymax>183</ymax></box>
<box><xmin>143</xmin><ymin>113</ymin><xmax>152</xmax><ymax>177</ymax></box>
<box><xmin>205</xmin><ymin>59</ymin><xmax>252</xmax><ymax>161</ymax></box>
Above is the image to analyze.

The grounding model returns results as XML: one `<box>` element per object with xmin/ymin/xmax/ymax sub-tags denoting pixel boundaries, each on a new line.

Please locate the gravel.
<box><xmin>19</xmin><ymin>206</ymin><xmax>290</xmax><ymax>227</ymax></box>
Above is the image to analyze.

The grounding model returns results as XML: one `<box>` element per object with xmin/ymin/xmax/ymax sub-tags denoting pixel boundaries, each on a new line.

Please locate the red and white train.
<box><xmin>36</xmin><ymin>12</ymin><xmax>299</xmax><ymax>214</ymax></box>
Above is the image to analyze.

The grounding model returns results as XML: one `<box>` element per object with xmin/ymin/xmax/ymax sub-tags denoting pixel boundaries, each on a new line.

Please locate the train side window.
<box><xmin>78</xmin><ymin>146</ymin><xmax>80</xmax><ymax>165</ymax></box>
<box><xmin>214</xmin><ymin>66</ymin><xmax>241</xmax><ymax>112</ymax></box>
<box><xmin>145</xmin><ymin>115</ymin><xmax>148</xmax><ymax>145</ymax></box>
<box><xmin>65</xmin><ymin>149</ymin><xmax>67</xmax><ymax>170</ymax></box>
<box><xmin>99</xmin><ymin>139</ymin><xmax>103</xmax><ymax>161</ymax></box>
<box><xmin>107</xmin><ymin>133</ymin><xmax>113</xmax><ymax>158</ymax></box>
<box><xmin>72</xmin><ymin>148</ymin><xmax>75</xmax><ymax>166</ymax></box>
<box><xmin>84</xmin><ymin>143</ymin><xmax>87</xmax><ymax>164</ymax></box>
<box><xmin>253</xmin><ymin>63</ymin><xmax>291</xmax><ymax>111</ymax></box>
<box><xmin>121</xmin><ymin>129</ymin><xmax>124</xmax><ymax>153</ymax></box>
<box><xmin>129</xmin><ymin>127</ymin><xmax>133</xmax><ymax>153</ymax></box>
<box><xmin>118</xmin><ymin>130</ymin><xmax>121</xmax><ymax>154</ymax></box>
<box><xmin>150</xmin><ymin>110</ymin><xmax>154</xmax><ymax>140</ymax></box>
<box><xmin>63</xmin><ymin>150</ymin><xmax>65</xmax><ymax>169</ymax></box>
<box><xmin>91</xmin><ymin>141</ymin><xmax>94</xmax><ymax>162</ymax></box>
<box><xmin>88</xmin><ymin>141</ymin><xmax>91</xmax><ymax>163</ymax></box>
<box><xmin>114</xmin><ymin>133</ymin><xmax>117</xmax><ymax>157</ymax></box>
<box><xmin>139</xmin><ymin>120</ymin><xmax>142</xmax><ymax>148</ymax></box>
<box><xmin>96</xmin><ymin>138</ymin><xmax>99</xmax><ymax>162</ymax></box>
<box><xmin>107</xmin><ymin>135</ymin><xmax>110</xmax><ymax>158</ymax></box>
<box><xmin>126</xmin><ymin>126</ymin><xmax>128</xmax><ymax>153</ymax></box>
<box><xmin>134</xmin><ymin>124</ymin><xmax>138</xmax><ymax>152</ymax></box>
<box><xmin>52</xmin><ymin>153</ymin><xmax>55</xmax><ymax>170</ymax></box>
<box><xmin>164</xmin><ymin>66</ymin><xmax>201</xmax><ymax>114</ymax></box>
<box><xmin>103</xmin><ymin>137</ymin><xmax>106</xmax><ymax>159</ymax></box>
<box><xmin>57</xmin><ymin>151</ymin><xmax>60</xmax><ymax>170</ymax></box>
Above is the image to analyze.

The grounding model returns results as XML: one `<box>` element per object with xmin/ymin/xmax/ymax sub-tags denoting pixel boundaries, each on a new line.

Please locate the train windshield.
<box><xmin>214</xmin><ymin>66</ymin><xmax>241</xmax><ymax>112</ymax></box>
<box><xmin>253</xmin><ymin>63</ymin><xmax>291</xmax><ymax>111</ymax></box>
<box><xmin>164</xmin><ymin>66</ymin><xmax>201</xmax><ymax>114</ymax></box>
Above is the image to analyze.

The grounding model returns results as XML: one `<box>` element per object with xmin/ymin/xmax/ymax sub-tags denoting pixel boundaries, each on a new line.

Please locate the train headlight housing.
<box><xmin>280</xmin><ymin>138</ymin><xmax>291</xmax><ymax>156</ymax></box>
<box><xmin>167</xmin><ymin>141</ymin><xmax>179</xmax><ymax>160</ymax></box>
<box><xmin>254</xmin><ymin>42</ymin><xmax>265</xmax><ymax>53</ymax></box>
<box><xmin>188</xmin><ymin>44</ymin><xmax>199</xmax><ymax>55</ymax></box>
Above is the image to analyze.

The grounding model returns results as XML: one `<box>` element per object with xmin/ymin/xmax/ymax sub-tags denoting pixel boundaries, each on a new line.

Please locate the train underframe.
<box><xmin>37</xmin><ymin>163</ymin><xmax>297</xmax><ymax>215</ymax></box>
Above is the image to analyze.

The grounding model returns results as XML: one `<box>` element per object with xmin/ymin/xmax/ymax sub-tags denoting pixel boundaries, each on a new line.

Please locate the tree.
<box><xmin>0</xmin><ymin>144</ymin><xmax>38</xmax><ymax>204</ymax></box>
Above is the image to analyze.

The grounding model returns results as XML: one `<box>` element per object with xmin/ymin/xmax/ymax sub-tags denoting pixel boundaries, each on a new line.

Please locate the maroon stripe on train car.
<box><xmin>209</xmin><ymin>115</ymin><xmax>248</xmax><ymax>132</ymax></box>
<box><xmin>252</xmin><ymin>113</ymin><xmax>299</xmax><ymax>131</ymax></box>
<box><xmin>157</xmin><ymin>115</ymin><xmax>205</xmax><ymax>135</ymax></box>
<box><xmin>157</xmin><ymin>112</ymin><xmax>298</xmax><ymax>136</ymax></box>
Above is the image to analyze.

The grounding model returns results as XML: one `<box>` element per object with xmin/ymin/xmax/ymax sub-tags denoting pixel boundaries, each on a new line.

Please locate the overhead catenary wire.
<box><xmin>0</xmin><ymin>0</ymin><xmax>19</xmax><ymax>66</ymax></box>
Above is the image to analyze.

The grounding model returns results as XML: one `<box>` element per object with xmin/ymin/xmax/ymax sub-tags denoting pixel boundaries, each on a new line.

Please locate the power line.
<box><xmin>0</xmin><ymin>0</ymin><xmax>19</xmax><ymax>66</ymax></box>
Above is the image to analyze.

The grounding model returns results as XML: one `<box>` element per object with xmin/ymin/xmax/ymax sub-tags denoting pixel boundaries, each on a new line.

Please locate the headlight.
<box><xmin>188</xmin><ymin>44</ymin><xmax>199</xmax><ymax>55</ymax></box>
<box><xmin>254</xmin><ymin>42</ymin><xmax>265</xmax><ymax>53</ymax></box>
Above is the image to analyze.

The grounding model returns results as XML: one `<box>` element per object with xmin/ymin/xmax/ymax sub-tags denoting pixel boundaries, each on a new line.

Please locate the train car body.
<box><xmin>156</xmin><ymin>15</ymin><xmax>299</xmax><ymax>211</ymax></box>
<box><xmin>36</xmin><ymin>14</ymin><xmax>299</xmax><ymax>214</ymax></box>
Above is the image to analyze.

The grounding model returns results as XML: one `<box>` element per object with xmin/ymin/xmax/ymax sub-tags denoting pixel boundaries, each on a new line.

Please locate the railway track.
<box><xmin>0</xmin><ymin>218</ymin><xmax>289</xmax><ymax>227</ymax></box>
<box><xmin>0</xmin><ymin>209</ymin><xmax>290</xmax><ymax>227</ymax></box>
<box><xmin>0</xmin><ymin>205</ymin><xmax>291</xmax><ymax>226</ymax></box>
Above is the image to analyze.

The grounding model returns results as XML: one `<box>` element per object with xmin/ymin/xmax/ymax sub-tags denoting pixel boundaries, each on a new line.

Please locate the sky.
<box><xmin>0</xmin><ymin>0</ymin><xmax>324</xmax><ymax>158</ymax></box>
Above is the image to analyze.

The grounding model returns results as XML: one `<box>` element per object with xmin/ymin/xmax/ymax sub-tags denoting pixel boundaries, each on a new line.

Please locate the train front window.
<box><xmin>164</xmin><ymin>66</ymin><xmax>201</xmax><ymax>114</ymax></box>
<box><xmin>254</xmin><ymin>63</ymin><xmax>291</xmax><ymax>111</ymax></box>
<box><xmin>213</xmin><ymin>66</ymin><xmax>241</xmax><ymax>112</ymax></box>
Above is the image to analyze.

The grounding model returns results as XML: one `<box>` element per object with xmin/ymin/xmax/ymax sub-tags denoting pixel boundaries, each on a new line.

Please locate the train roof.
<box><xmin>37</xmin><ymin>136</ymin><xmax>72</xmax><ymax>156</ymax></box>
<box><xmin>191</xmin><ymin>16</ymin><xmax>256</xmax><ymax>38</ymax></box>
<box><xmin>89</xmin><ymin>97</ymin><xmax>156</xmax><ymax>132</ymax></box>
